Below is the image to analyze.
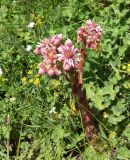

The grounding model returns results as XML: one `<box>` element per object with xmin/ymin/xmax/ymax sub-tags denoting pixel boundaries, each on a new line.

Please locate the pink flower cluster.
<box><xmin>77</xmin><ymin>20</ymin><xmax>102</xmax><ymax>50</ymax></box>
<box><xmin>34</xmin><ymin>34</ymin><xmax>79</xmax><ymax>76</ymax></box>
<box><xmin>34</xmin><ymin>34</ymin><xmax>63</xmax><ymax>76</ymax></box>
<box><xmin>34</xmin><ymin>20</ymin><xmax>102</xmax><ymax>76</ymax></box>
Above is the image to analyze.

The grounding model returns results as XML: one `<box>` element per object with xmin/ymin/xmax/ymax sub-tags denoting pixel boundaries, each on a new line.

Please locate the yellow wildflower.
<box><xmin>122</xmin><ymin>65</ymin><xmax>126</xmax><ymax>70</ymax></box>
<box><xmin>128</xmin><ymin>63</ymin><xmax>130</xmax><ymax>67</ymax></box>
<box><xmin>32</xmin><ymin>15</ymin><xmax>44</xmax><ymax>26</ymax></box>
<box><xmin>71</xmin><ymin>104</ymin><xmax>76</xmax><ymax>112</ymax></box>
<box><xmin>70</xmin><ymin>101</ymin><xmax>78</xmax><ymax>114</ymax></box>
<box><xmin>33</xmin><ymin>78</ymin><xmax>40</xmax><ymax>85</ymax></box>
<box><xmin>28</xmin><ymin>70</ymin><xmax>33</xmax><ymax>75</ymax></box>
<box><xmin>127</xmin><ymin>68</ymin><xmax>130</xmax><ymax>72</ymax></box>
<box><xmin>35</xmin><ymin>74</ymin><xmax>40</xmax><ymax>77</ymax></box>
<box><xmin>22</xmin><ymin>77</ymin><xmax>27</xmax><ymax>84</ymax></box>
<box><xmin>36</xmin><ymin>19</ymin><xmax>42</xmax><ymax>26</ymax></box>
<box><xmin>29</xmin><ymin>79</ymin><xmax>33</xmax><ymax>83</ymax></box>
<box><xmin>124</xmin><ymin>81</ymin><xmax>130</xmax><ymax>89</ymax></box>
<box><xmin>128</xmin><ymin>83</ymin><xmax>130</xmax><ymax>88</ymax></box>
<box><xmin>51</xmin><ymin>80</ymin><xmax>60</xmax><ymax>88</ymax></box>
<box><xmin>109</xmin><ymin>131</ymin><xmax>116</xmax><ymax>139</ymax></box>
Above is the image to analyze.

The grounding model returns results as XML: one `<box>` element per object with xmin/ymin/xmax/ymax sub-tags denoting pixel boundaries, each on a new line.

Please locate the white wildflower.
<box><xmin>0</xmin><ymin>68</ymin><xmax>3</xmax><ymax>75</ymax></box>
<box><xmin>26</xmin><ymin>45</ymin><xmax>32</xmax><ymax>52</ymax></box>
<box><xmin>28</xmin><ymin>22</ymin><xmax>35</xmax><ymax>28</ymax></box>
<box><xmin>10</xmin><ymin>97</ymin><xmax>16</xmax><ymax>102</ymax></box>
<box><xmin>49</xmin><ymin>107</ymin><xmax>56</xmax><ymax>114</ymax></box>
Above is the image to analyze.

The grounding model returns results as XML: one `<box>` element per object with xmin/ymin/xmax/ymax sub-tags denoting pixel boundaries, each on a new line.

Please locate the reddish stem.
<box><xmin>71</xmin><ymin>43</ymin><xmax>98</xmax><ymax>144</ymax></box>
<box><xmin>78</xmin><ymin>44</ymin><xmax>86</xmax><ymax>84</ymax></box>
<box><xmin>72</xmin><ymin>74</ymin><xmax>98</xmax><ymax>144</ymax></box>
<box><xmin>64</xmin><ymin>44</ymin><xmax>98</xmax><ymax>145</ymax></box>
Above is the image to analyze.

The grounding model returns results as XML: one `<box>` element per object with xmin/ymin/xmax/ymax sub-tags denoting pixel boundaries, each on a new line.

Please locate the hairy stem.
<box><xmin>72</xmin><ymin>73</ymin><xmax>98</xmax><ymax>145</ymax></box>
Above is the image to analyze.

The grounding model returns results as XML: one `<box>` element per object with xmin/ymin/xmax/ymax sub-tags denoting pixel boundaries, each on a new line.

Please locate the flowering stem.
<box><xmin>34</xmin><ymin>20</ymin><xmax>102</xmax><ymax>146</ymax></box>
<box><xmin>71</xmin><ymin>71</ymin><xmax>98</xmax><ymax>145</ymax></box>
<box><xmin>78</xmin><ymin>44</ymin><xmax>86</xmax><ymax>84</ymax></box>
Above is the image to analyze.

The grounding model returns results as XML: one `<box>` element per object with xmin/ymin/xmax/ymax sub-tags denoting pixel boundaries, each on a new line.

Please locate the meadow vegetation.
<box><xmin>0</xmin><ymin>0</ymin><xmax>130</xmax><ymax>159</ymax></box>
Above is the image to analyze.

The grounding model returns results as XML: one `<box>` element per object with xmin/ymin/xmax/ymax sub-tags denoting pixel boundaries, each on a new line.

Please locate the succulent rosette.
<box><xmin>77</xmin><ymin>20</ymin><xmax>102</xmax><ymax>50</ymax></box>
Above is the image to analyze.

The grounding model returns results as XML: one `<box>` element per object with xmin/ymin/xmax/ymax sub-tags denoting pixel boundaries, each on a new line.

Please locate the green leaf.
<box><xmin>0</xmin><ymin>6</ymin><xmax>8</xmax><ymax>20</ymax></box>
<box><xmin>112</xmin><ymin>99</ymin><xmax>126</xmax><ymax>116</ymax></box>
<box><xmin>62</xmin><ymin>7</ymin><xmax>72</xmax><ymax>18</ymax></box>
<box><xmin>51</xmin><ymin>126</ymin><xmax>64</xmax><ymax>143</ymax></box>
<box><xmin>108</xmin><ymin>115</ymin><xmax>125</xmax><ymax>125</ymax></box>
<box><xmin>117</xmin><ymin>147</ymin><xmax>130</xmax><ymax>160</ymax></box>
<box><xmin>85</xmin><ymin>82</ymin><xmax>95</xmax><ymax>99</ymax></box>
<box><xmin>123</xmin><ymin>124</ymin><xmax>130</xmax><ymax>141</ymax></box>
<box><xmin>99</xmin><ymin>124</ymin><xmax>107</xmax><ymax>139</ymax></box>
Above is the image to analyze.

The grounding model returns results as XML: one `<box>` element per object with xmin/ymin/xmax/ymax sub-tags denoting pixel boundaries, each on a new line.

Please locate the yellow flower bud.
<box><xmin>122</xmin><ymin>65</ymin><xmax>126</xmax><ymax>70</ymax></box>
<box><xmin>127</xmin><ymin>68</ymin><xmax>130</xmax><ymax>72</ymax></box>
<box><xmin>33</xmin><ymin>78</ymin><xmax>40</xmax><ymax>85</ymax></box>
<box><xmin>28</xmin><ymin>70</ymin><xmax>33</xmax><ymax>75</ymax></box>
<box><xmin>29</xmin><ymin>79</ymin><xmax>33</xmax><ymax>83</ymax></box>
<box><xmin>22</xmin><ymin>77</ymin><xmax>27</xmax><ymax>84</ymax></box>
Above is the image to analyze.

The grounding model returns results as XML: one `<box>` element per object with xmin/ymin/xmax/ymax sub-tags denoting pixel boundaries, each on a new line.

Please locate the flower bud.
<box><xmin>84</xmin><ymin>115</ymin><xmax>91</xmax><ymax>123</ymax></box>
<box><xmin>65</xmin><ymin>39</ymin><xmax>73</xmax><ymax>47</ymax></box>
<box><xmin>87</xmin><ymin>20</ymin><xmax>92</xmax><ymax>26</ymax></box>
<box><xmin>77</xmin><ymin>36</ymin><xmax>83</xmax><ymax>43</ymax></box>
<box><xmin>55</xmin><ymin>69</ymin><xmax>62</xmax><ymax>75</ymax></box>
<box><xmin>57</xmin><ymin>34</ymin><xmax>63</xmax><ymax>41</ymax></box>
<box><xmin>38</xmin><ymin>68</ymin><xmax>46</xmax><ymax>75</ymax></box>
<box><xmin>53</xmin><ymin>38</ymin><xmax>61</xmax><ymax>46</ymax></box>
<box><xmin>34</xmin><ymin>47</ymin><xmax>41</xmax><ymax>54</ymax></box>
<box><xmin>77</xmin><ymin>29</ymin><xmax>83</xmax><ymax>35</ymax></box>
<box><xmin>48</xmin><ymin>68</ymin><xmax>55</xmax><ymax>76</ymax></box>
